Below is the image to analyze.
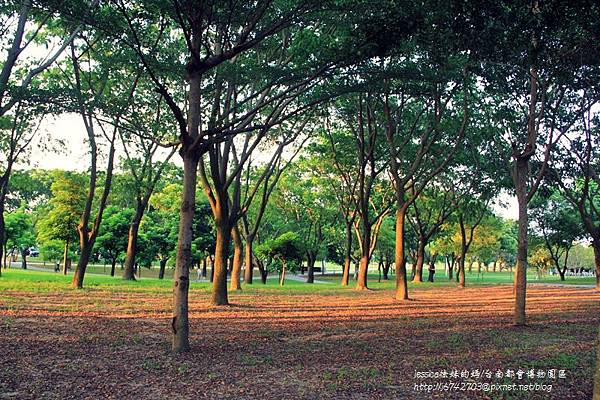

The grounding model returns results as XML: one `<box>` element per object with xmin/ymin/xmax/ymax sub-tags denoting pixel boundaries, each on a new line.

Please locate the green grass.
<box><xmin>0</xmin><ymin>267</ymin><xmax>595</xmax><ymax>297</ymax></box>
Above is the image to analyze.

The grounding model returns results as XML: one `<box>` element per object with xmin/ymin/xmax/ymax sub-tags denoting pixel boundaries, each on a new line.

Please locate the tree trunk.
<box><xmin>356</xmin><ymin>223</ymin><xmax>371</xmax><ymax>290</ymax></box>
<box><xmin>395</xmin><ymin>208</ymin><xmax>409</xmax><ymax>300</ymax></box>
<box><xmin>202</xmin><ymin>257</ymin><xmax>207</xmax><ymax>278</ymax></box>
<box><xmin>468</xmin><ymin>258</ymin><xmax>474</xmax><ymax>273</ymax></box>
<box><xmin>306</xmin><ymin>254</ymin><xmax>316</xmax><ymax>283</ymax></box>
<box><xmin>171</xmin><ymin>154</ymin><xmax>199</xmax><ymax>353</ymax></box>
<box><xmin>458</xmin><ymin>254</ymin><xmax>466</xmax><ymax>288</ymax></box>
<box><xmin>212</xmin><ymin>210</ymin><xmax>231</xmax><ymax>305</ymax></box>
<box><xmin>62</xmin><ymin>240</ymin><xmax>70</xmax><ymax>274</ymax></box>
<box><xmin>230</xmin><ymin>225</ymin><xmax>243</xmax><ymax>291</ymax></box>
<box><xmin>158</xmin><ymin>258</ymin><xmax>167</xmax><ymax>279</ymax></box>
<box><xmin>72</xmin><ymin>237</ymin><xmax>93</xmax><ymax>289</ymax></box>
<box><xmin>383</xmin><ymin>254</ymin><xmax>390</xmax><ymax>280</ymax></box>
<box><xmin>341</xmin><ymin>221</ymin><xmax>352</xmax><ymax>286</ymax></box>
<box><xmin>122</xmin><ymin>204</ymin><xmax>144</xmax><ymax>281</ymax></box>
<box><xmin>20</xmin><ymin>249</ymin><xmax>27</xmax><ymax>269</ymax></box>
<box><xmin>513</xmin><ymin>158</ymin><xmax>529</xmax><ymax>326</ymax></box>
<box><xmin>279</xmin><ymin>261</ymin><xmax>286</xmax><ymax>286</ymax></box>
<box><xmin>110</xmin><ymin>259</ymin><xmax>117</xmax><ymax>277</ymax></box>
<box><xmin>592</xmin><ymin>238</ymin><xmax>600</xmax><ymax>291</ymax></box>
<box><xmin>412</xmin><ymin>238</ymin><xmax>425</xmax><ymax>283</ymax></box>
<box><xmin>243</xmin><ymin>235</ymin><xmax>254</xmax><ymax>284</ymax></box>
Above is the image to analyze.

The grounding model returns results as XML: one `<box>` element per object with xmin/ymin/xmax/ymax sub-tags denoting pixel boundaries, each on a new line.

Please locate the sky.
<box><xmin>23</xmin><ymin>114</ymin><xmax>520</xmax><ymax>221</ymax></box>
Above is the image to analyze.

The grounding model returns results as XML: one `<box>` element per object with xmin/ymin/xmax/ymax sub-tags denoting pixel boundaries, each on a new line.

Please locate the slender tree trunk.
<box><xmin>62</xmin><ymin>240</ymin><xmax>69</xmax><ymax>275</ymax></box>
<box><xmin>243</xmin><ymin>235</ymin><xmax>254</xmax><ymax>284</ymax></box>
<box><xmin>123</xmin><ymin>205</ymin><xmax>144</xmax><ymax>280</ymax></box>
<box><xmin>158</xmin><ymin>258</ymin><xmax>167</xmax><ymax>279</ymax></box>
<box><xmin>212</xmin><ymin>210</ymin><xmax>231</xmax><ymax>305</ymax></box>
<box><xmin>229</xmin><ymin>225</ymin><xmax>243</xmax><ymax>291</ymax></box>
<box><xmin>513</xmin><ymin>159</ymin><xmax>529</xmax><ymax>326</ymax></box>
<box><xmin>341</xmin><ymin>221</ymin><xmax>352</xmax><ymax>286</ymax></box>
<box><xmin>356</xmin><ymin>225</ymin><xmax>371</xmax><ymax>290</ymax></box>
<box><xmin>306</xmin><ymin>254</ymin><xmax>316</xmax><ymax>283</ymax></box>
<box><xmin>172</xmin><ymin>154</ymin><xmax>199</xmax><ymax>353</ymax></box>
<box><xmin>202</xmin><ymin>257</ymin><xmax>207</xmax><ymax>278</ymax></box>
<box><xmin>280</xmin><ymin>261</ymin><xmax>286</xmax><ymax>286</ymax></box>
<box><xmin>468</xmin><ymin>258</ymin><xmax>474</xmax><ymax>273</ymax></box>
<box><xmin>395</xmin><ymin>208</ymin><xmax>409</xmax><ymax>300</ymax></box>
<box><xmin>412</xmin><ymin>238</ymin><xmax>425</xmax><ymax>283</ymax></box>
<box><xmin>591</xmin><ymin>238</ymin><xmax>600</xmax><ymax>290</ymax></box>
<box><xmin>383</xmin><ymin>254</ymin><xmax>390</xmax><ymax>280</ymax></box>
<box><xmin>448</xmin><ymin>255</ymin><xmax>454</xmax><ymax>280</ymax></box>
<box><xmin>458</xmin><ymin>254</ymin><xmax>466</xmax><ymax>288</ymax></box>
<box><xmin>20</xmin><ymin>249</ymin><xmax>27</xmax><ymax>269</ymax></box>
<box><xmin>110</xmin><ymin>259</ymin><xmax>117</xmax><ymax>277</ymax></box>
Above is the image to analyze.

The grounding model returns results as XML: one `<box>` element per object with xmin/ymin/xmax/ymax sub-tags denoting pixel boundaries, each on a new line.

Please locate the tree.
<box><xmin>36</xmin><ymin>171</ymin><xmax>85</xmax><ymax>274</ymax></box>
<box><xmin>4</xmin><ymin>209</ymin><xmax>35</xmax><ymax>270</ymax></box>
<box><xmin>531</xmin><ymin>189</ymin><xmax>584</xmax><ymax>280</ymax></box>
<box><xmin>255</xmin><ymin>232</ymin><xmax>303</xmax><ymax>286</ymax></box>
<box><xmin>95</xmin><ymin>206</ymin><xmax>133</xmax><ymax>277</ymax></box>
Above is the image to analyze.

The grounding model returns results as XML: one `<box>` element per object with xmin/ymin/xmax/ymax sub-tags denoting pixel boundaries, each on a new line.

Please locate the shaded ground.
<box><xmin>0</xmin><ymin>273</ymin><xmax>598</xmax><ymax>399</ymax></box>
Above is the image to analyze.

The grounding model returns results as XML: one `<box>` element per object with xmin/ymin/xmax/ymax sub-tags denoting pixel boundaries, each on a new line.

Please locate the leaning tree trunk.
<box><xmin>341</xmin><ymin>221</ymin><xmax>352</xmax><ymax>286</ymax></box>
<box><xmin>395</xmin><ymin>208</ymin><xmax>409</xmax><ymax>300</ymax></box>
<box><xmin>279</xmin><ymin>261</ymin><xmax>286</xmax><ymax>286</ymax></box>
<box><xmin>122</xmin><ymin>204</ymin><xmax>144</xmax><ymax>281</ymax></box>
<box><xmin>72</xmin><ymin>235</ymin><xmax>93</xmax><ymax>289</ymax></box>
<box><xmin>230</xmin><ymin>226</ymin><xmax>243</xmax><ymax>291</ymax></box>
<box><xmin>212</xmin><ymin>207</ymin><xmax>232</xmax><ymax>305</ymax></box>
<box><xmin>158</xmin><ymin>258</ymin><xmax>167</xmax><ymax>279</ymax></box>
<box><xmin>172</xmin><ymin>154</ymin><xmax>199</xmax><ymax>353</ymax></box>
<box><xmin>412</xmin><ymin>238</ymin><xmax>426</xmax><ymax>283</ymax></box>
<box><xmin>243</xmin><ymin>234</ymin><xmax>254</xmax><ymax>284</ymax></box>
<box><xmin>62</xmin><ymin>239</ymin><xmax>69</xmax><ymax>275</ymax></box>
<box><xmin>306</xmin><ymin>253</ymin><xmax>316</xmax><ymax>284</ymax></box>
<box><xmin>513</xmin><ymin>159</ymin><xmax>529</xmax><ymax>326</ymax></box>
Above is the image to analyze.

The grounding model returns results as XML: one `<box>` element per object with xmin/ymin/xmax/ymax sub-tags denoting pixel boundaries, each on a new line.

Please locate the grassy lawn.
<box><xmin>0</xmin><ymin>268</ymin><xmax>598</xmax><ymax>399</ymax></box>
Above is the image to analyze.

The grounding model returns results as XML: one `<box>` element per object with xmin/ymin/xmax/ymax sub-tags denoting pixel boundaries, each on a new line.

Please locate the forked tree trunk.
<box><xmin>395</xmin><ymin>208</ymin><xmax>409</xmax><ymax>300</ymax></box>
<box><xmin>341</xmin><ymin>221</ymin><xmax>352</xmax><ymax>286</ymax></box>
<box><xmin>72</xmin><ymin>237</ymin><xmax>93</xmax><ymax>289</ymax></box>
<box><xmin>230</xmin><ymin>226</ymin><xmax>243</xmax><ymax>291</ymax></box>
<box><xmin>243</xmin><ymin>235</ymin><xmax>254</xmax><ymax>284</ymax></box>
<box><xmin>412</xmin><ymin>238</ymin><xmax>425</xmax><ymax>283</ymax></box>
<box><xmin>122</xmin><ymin>204</ymin><xmax>144</xmax><ymax>280</ymax></box>
<box><xmin>172</xmin><ymin>154</ymin><xmax>199</xmax><ymax>353</ymax></box>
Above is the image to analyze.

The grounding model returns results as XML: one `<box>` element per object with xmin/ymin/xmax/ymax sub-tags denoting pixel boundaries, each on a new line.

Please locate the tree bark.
<box><xmin>122</xmin><ymin>204</ymin><xmax>144</xmax><ymax>280</ymax></box>
<box><xmin>458</xmin><ymin>255</ymin><xmax>466</xmax><ymax>288</ymax></box>
<box><xmin>212</xmin><ymin>208</ymin><xmax>231</xmax><ymax>305</ymax></box>
<box><xmin>513</xmin><ymin>158</ymin><xmax>529</xmax><ymax>326</ymax></box>
<box><xmin>243</xmin><ymin>235</ymin><xmax>254</xmax><ymax>284</ymax></box>
<box><xmin>306</xmin><ymin>253</ymin><xmax>316</xmax><ymax>284</ymax></box>
<box><xmin>355</xmin><ymin>224</ymin><xmax>371</xmax><ymax>290</ymax></box>
<box><xmin>395</xmin><ymin>208</ymin><xmax>409</xmax><ymax>300</ymax></box>
<box><xmin>20</xmin><ymin>249</ymin><xmax>27</xmax><ymax>269</ymax></box>
<box><xmin>159</xmin><ymin>258</ymin><xmax>167</xmax><ymax>279</ymax></box>
<box><xmin>341</xmin><ymin>221</ymin><xmax>352</xmax><ymax>286</ymax></box>
<box><xmin>230</xmin><ymin>225</ymin><xmax>243</xmax><ymax>291</ymax></box>
<box><xmin>110</xmin><ymin>259</ymin><xmax>117</xmax><ymax>277</ymax></box>
<box><xmin>412</xmin><ymin>238</ymin><xmax>425</xmax><ymax>283</ymax></box>
<box><xmin>592</xmin><ymin>238</ymin><xmax>600</xmax><ymax>290</ymax></box>
<box><xmin>72</xmin><ymin>239</ymin><xmax>93</xmax><ymax>289</ymax></box>
<box><xmin>62</xmin><ymin>239</ymin><xmax>69</xmax><ymax>275</ymax></box>
<box><xmin>172</xmin><ymin>154</ymin><xmax>199</xmax><ymax>353</ymax></box>
<box><xmin>279</xmin><ymin>261</ymin><xmax>286</xmax><ymax>286</ymax></box>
